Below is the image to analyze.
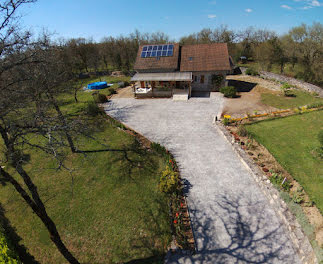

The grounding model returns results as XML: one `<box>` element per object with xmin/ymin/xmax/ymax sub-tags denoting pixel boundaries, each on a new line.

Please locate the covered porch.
<box><xmin>131</xmin><ymin>72</ymin><xmax>192</xmax><ymax>99</ymax></box>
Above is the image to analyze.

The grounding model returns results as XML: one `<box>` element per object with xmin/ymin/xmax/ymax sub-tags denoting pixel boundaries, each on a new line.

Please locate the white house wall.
<box><xmin>191</xmin><ymin>71</ymin><xmax>228</xmax><ymax>92</ymax></box>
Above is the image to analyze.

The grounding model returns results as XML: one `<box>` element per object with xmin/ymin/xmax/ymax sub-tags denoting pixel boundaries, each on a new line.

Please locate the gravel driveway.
<box><xmin>104</xmin><ymin>94</ymin><xmax>300</xmax><ymax>264</ymax></box>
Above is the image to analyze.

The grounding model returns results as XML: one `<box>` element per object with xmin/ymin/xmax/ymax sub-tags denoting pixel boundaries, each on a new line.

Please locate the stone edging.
<box><xmin>260</xmin><ymin>71</ymin><xmax>323</xmax><ymax>97</ymax></box>
<box><xmin>239</xmin><ymin>66</ymin><xmax>323</xmax><ymax>97</ymax></box>
<box><xmin>215</xmin><ymin>122</ymin><xmax>317</xmax><ymax>264</ymax></box>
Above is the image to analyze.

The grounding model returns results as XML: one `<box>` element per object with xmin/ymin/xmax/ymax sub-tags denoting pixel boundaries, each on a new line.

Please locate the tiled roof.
<box><xmin>134</xmin><ymin>43</ymin><xmax>180</xmax><ymax>72</ymax></box>
<box><xmin>180</xmin><ymin>43</ymin><xmax>231</xmax><ymax>72</ymax></box>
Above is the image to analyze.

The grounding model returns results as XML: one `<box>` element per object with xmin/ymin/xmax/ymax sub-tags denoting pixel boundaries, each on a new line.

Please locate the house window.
<box><xmin>200</xmin><ymin>75</ymin><xmax>204</xmax><ymax>84</ymax></box>
<box><xmin>189</xmin><ymin>57</ymin><xmax>193</xmax><ymax>61</ymax></box>
<box><xmin>194</xmin><ymin>75</ymin><xmax>197</xmax><ymax>82</ymax></box>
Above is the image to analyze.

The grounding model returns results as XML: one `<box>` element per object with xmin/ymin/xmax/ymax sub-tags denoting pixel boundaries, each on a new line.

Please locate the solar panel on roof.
<box><xmin>141</xmin><ymin>44</ymin><xmax>174</xmax><ymax>57</ymax></box>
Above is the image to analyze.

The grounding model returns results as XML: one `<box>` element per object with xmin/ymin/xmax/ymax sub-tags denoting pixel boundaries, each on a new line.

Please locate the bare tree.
<box><xmin>0</xmin><ymin>1</ymin><xmax>80</xmax><ymax>263</ymax></box>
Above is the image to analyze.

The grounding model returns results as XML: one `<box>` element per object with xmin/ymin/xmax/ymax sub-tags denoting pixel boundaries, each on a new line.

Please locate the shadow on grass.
<box><xmin>228</xmin><ymin>79</ymin><xmax>257</xmax><ymax>92</ymax></box>
<box><xmin>124</xmin><ymin>255</ymin><xmax>165</xmax><ymax>264</ymax></box>
<box><xmin>0</xmin><ymin>204</ymin><xmax>39</xmax><ymax>264</ymax></box>
<box><xmin>112</xmin><ymin>186</ymin><xmax>172</xmax><ymax>263</ymax></box>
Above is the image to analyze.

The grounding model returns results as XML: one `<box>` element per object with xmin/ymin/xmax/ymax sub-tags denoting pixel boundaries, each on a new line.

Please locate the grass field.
<box><xmin>245</xmin><ymin>110</ymin><xmax>323</xmax><ymax>213</ymax></box>
<box><xmin>0</xmin><ymin>76</ymin><xmax>171</xmax><ymax>264</ymax></box>
<box><xmin>76</xmin><ymin>75</ymin><xmax>131</xmax><ymax>96</ymax></box>
<box><xmin>261</xmin><ymin>90</ymin><xmax>323</xmax><ymax>109</ymax></box>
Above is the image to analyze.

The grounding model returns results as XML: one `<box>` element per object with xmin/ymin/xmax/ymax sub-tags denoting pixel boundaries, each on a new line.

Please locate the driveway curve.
<box><xmin>104</xmin><ymin>94</ymin><xmax>301</xmax><ymax>264</ymax></box>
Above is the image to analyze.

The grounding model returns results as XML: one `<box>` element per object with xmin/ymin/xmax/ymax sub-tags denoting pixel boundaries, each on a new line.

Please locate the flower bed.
<box><xmin>151</xmin><ymin>143</ymin><xmax>195</xmax><ymax>252</ymax></box>
<box><xmin>223</xmin><ymin>105</ymin><xmax>323</xmax><ymax>124</ymax></box>
<box><xmin>166</xmin><ymin>157</ymin><xmax>195</xmax><ymax>251</ymax></box>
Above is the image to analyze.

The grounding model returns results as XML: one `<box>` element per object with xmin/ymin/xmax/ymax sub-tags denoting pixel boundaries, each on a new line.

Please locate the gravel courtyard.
<box><xmin>104</xmin><ymin>94</ymin><xmax>301</xmax><ymax>264</ymax></box>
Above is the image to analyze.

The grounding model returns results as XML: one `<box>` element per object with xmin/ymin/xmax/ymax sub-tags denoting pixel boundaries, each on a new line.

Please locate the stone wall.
<box><xmin>240</xmin><ymin>67</ymin><xmax>323</xmax><ymax>97</ymax></box>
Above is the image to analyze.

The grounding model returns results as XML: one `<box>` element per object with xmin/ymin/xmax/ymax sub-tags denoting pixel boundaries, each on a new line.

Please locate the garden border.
<box><xmin>215</xmin><ymin>121</ymin><xmax>317</xmax><ymax>264</ymax></box>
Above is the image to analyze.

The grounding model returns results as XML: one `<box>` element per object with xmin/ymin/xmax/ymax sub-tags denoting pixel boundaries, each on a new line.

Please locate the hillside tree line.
<box><xmin>60</xmin><ymin>23</ymin><xmax>322</xmax><ymax>86</ymax></box>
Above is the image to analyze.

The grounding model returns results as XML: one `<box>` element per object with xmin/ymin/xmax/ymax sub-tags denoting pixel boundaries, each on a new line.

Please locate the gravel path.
<box><xmin>104</xmin><ymin>95</ymin><xmax>301</xmax><ymax>264</ymax></box>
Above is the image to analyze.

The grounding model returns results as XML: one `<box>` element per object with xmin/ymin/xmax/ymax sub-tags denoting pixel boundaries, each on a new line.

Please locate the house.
<box><xmin>131</xmin><ymin>43</ymin><xmax>234</xmax><ymax>100</ymax></box>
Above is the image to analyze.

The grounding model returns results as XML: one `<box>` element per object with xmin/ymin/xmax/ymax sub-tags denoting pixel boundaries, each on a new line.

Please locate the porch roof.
<box><xmin>131</xmin><ymin>72</ymin><xmax>192</xmax><ymax>82</ymax></box>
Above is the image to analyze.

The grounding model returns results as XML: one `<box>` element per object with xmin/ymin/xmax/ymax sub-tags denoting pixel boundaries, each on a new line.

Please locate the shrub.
<box><xmin>92</xmin><ymin>92</ymin><xmax>108</xmax><ymax>103</ymax></box>
<box><xmin>151</xmin><ymin>142</ymin><xmax>167</xmax><ymax>156</ymax></box>
<box><xmin>292</xmin><ymin>188</ymin><xmax>305</xmax><ymax>204</ymax></box>
<box><xmin>280</xmin><ymin>83</ymin><xmax>294</xmax><ymax>97</ymax></box>
<box><xmin>159</xmin><ymin>166</ymin><xmax>179</xmax><ymax>194</ymax></box>
<box><xmin>108</xmin><ymin>87</ymin><xmax>116</xmax><ymax>95</ymax></box>
<box><xmin>269</xmin><ymin>171</ymin><xmax>290</xmax><ymax>191</ymax></box>
<box><xmin>0</xmin><ymin>228</ymin><xmax>21</xmax><ymax>264</ymax></box>
<box><xmin>245</xmin><ymin>68</ymin><xmax>259</xmax><ymax>76</ymax></box>
<box><xmin>220</xmin><ymin>86</ymin><xmax>237</xmax><ymax>98</ymax></box>
<box><xmin>237</xmin><ymin>125</ymin><xmax>248</xmax><ymax>137</ymax></box>
<box><xmin>246</xmin><ymin>139</ymin><xmax>255</xmax><ymax>150</ymax></box>
<box><xmin>307</xmin><ymin>102</ymin><xmax>323</xmax><ymax>109</ymax></box>
<box><xmin>223</xmin><ymin>118</ymin><xmax>230</xmax><ymax>126</ymax></box>
<box><xmin>211</xmin><ymin>74</ymin><xmax>224</xmax><ymax>90</ymax></box>
<box><xmin>85</xmin><ymin>101</ymin><xmax>102</xmax><ymax>116</ymax></box>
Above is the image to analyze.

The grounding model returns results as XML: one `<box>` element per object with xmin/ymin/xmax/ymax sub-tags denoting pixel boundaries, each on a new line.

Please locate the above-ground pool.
<box><xmin>87</xmin><ymin>81</ymin><xmax>109</xmax><ymax>90</ymax></box>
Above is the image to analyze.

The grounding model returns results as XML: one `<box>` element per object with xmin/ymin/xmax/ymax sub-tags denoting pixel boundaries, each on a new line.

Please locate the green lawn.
<box><xmin>245</xmin><ymin>110</ymin><xmax>323</xmax><ymax>212</ymax></box>
<box><xmin>261</xmin><ymin>90</ymin><xmax>323</xmax><ymax>109</ymax></box>
<box><xmin>0</xmin><ymin>76</ymin><xmax>171</xmax><ymax>264</ymax></box>
<box><xmin>75</xmin><ymin>75</ymin><xmax>131</xmax><ymax>96</ymax></box>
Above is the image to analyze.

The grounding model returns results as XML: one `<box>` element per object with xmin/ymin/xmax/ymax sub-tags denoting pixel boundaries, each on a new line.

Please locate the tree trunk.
<box><xmin>280</xmin><ymin>62</ymin><xmax>284</xmax><ymax>74</ymax></box>
<box><xmin>74</xmin><ymin>87</ymin><xmax>78</xmax><ymax>103</ymax></box>
<box><xmin>40</xmin><ymin>213</ymin><xmax>80</xmax><ymax>264</ymax></box>
<box><xmin>0</xmin><ymin>167</ymin><xmax>80</xmax><ymax>264</ymax></box>
<box><xmin>48</xmin><ymin>93</ymin><xmax>77</xmax><ymax>153</ymax></box>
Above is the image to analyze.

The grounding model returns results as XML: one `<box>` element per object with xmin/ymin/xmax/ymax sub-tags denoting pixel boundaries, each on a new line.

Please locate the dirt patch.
<box><xmin>111</xmin><ymin>86</ymin><xmax>134</xmax><ymax>99</ymax></box>
<box><xmin>222</xmin><ymin>75</ymin><xmax>281</xmax><ymax>117</ymax></box>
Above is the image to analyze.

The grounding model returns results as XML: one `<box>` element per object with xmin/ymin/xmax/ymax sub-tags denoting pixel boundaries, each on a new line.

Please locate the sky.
<box><xmin>19</xmin><ymin>0</ymin><xmax>323</xmax><ymax>41</ymax></box>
